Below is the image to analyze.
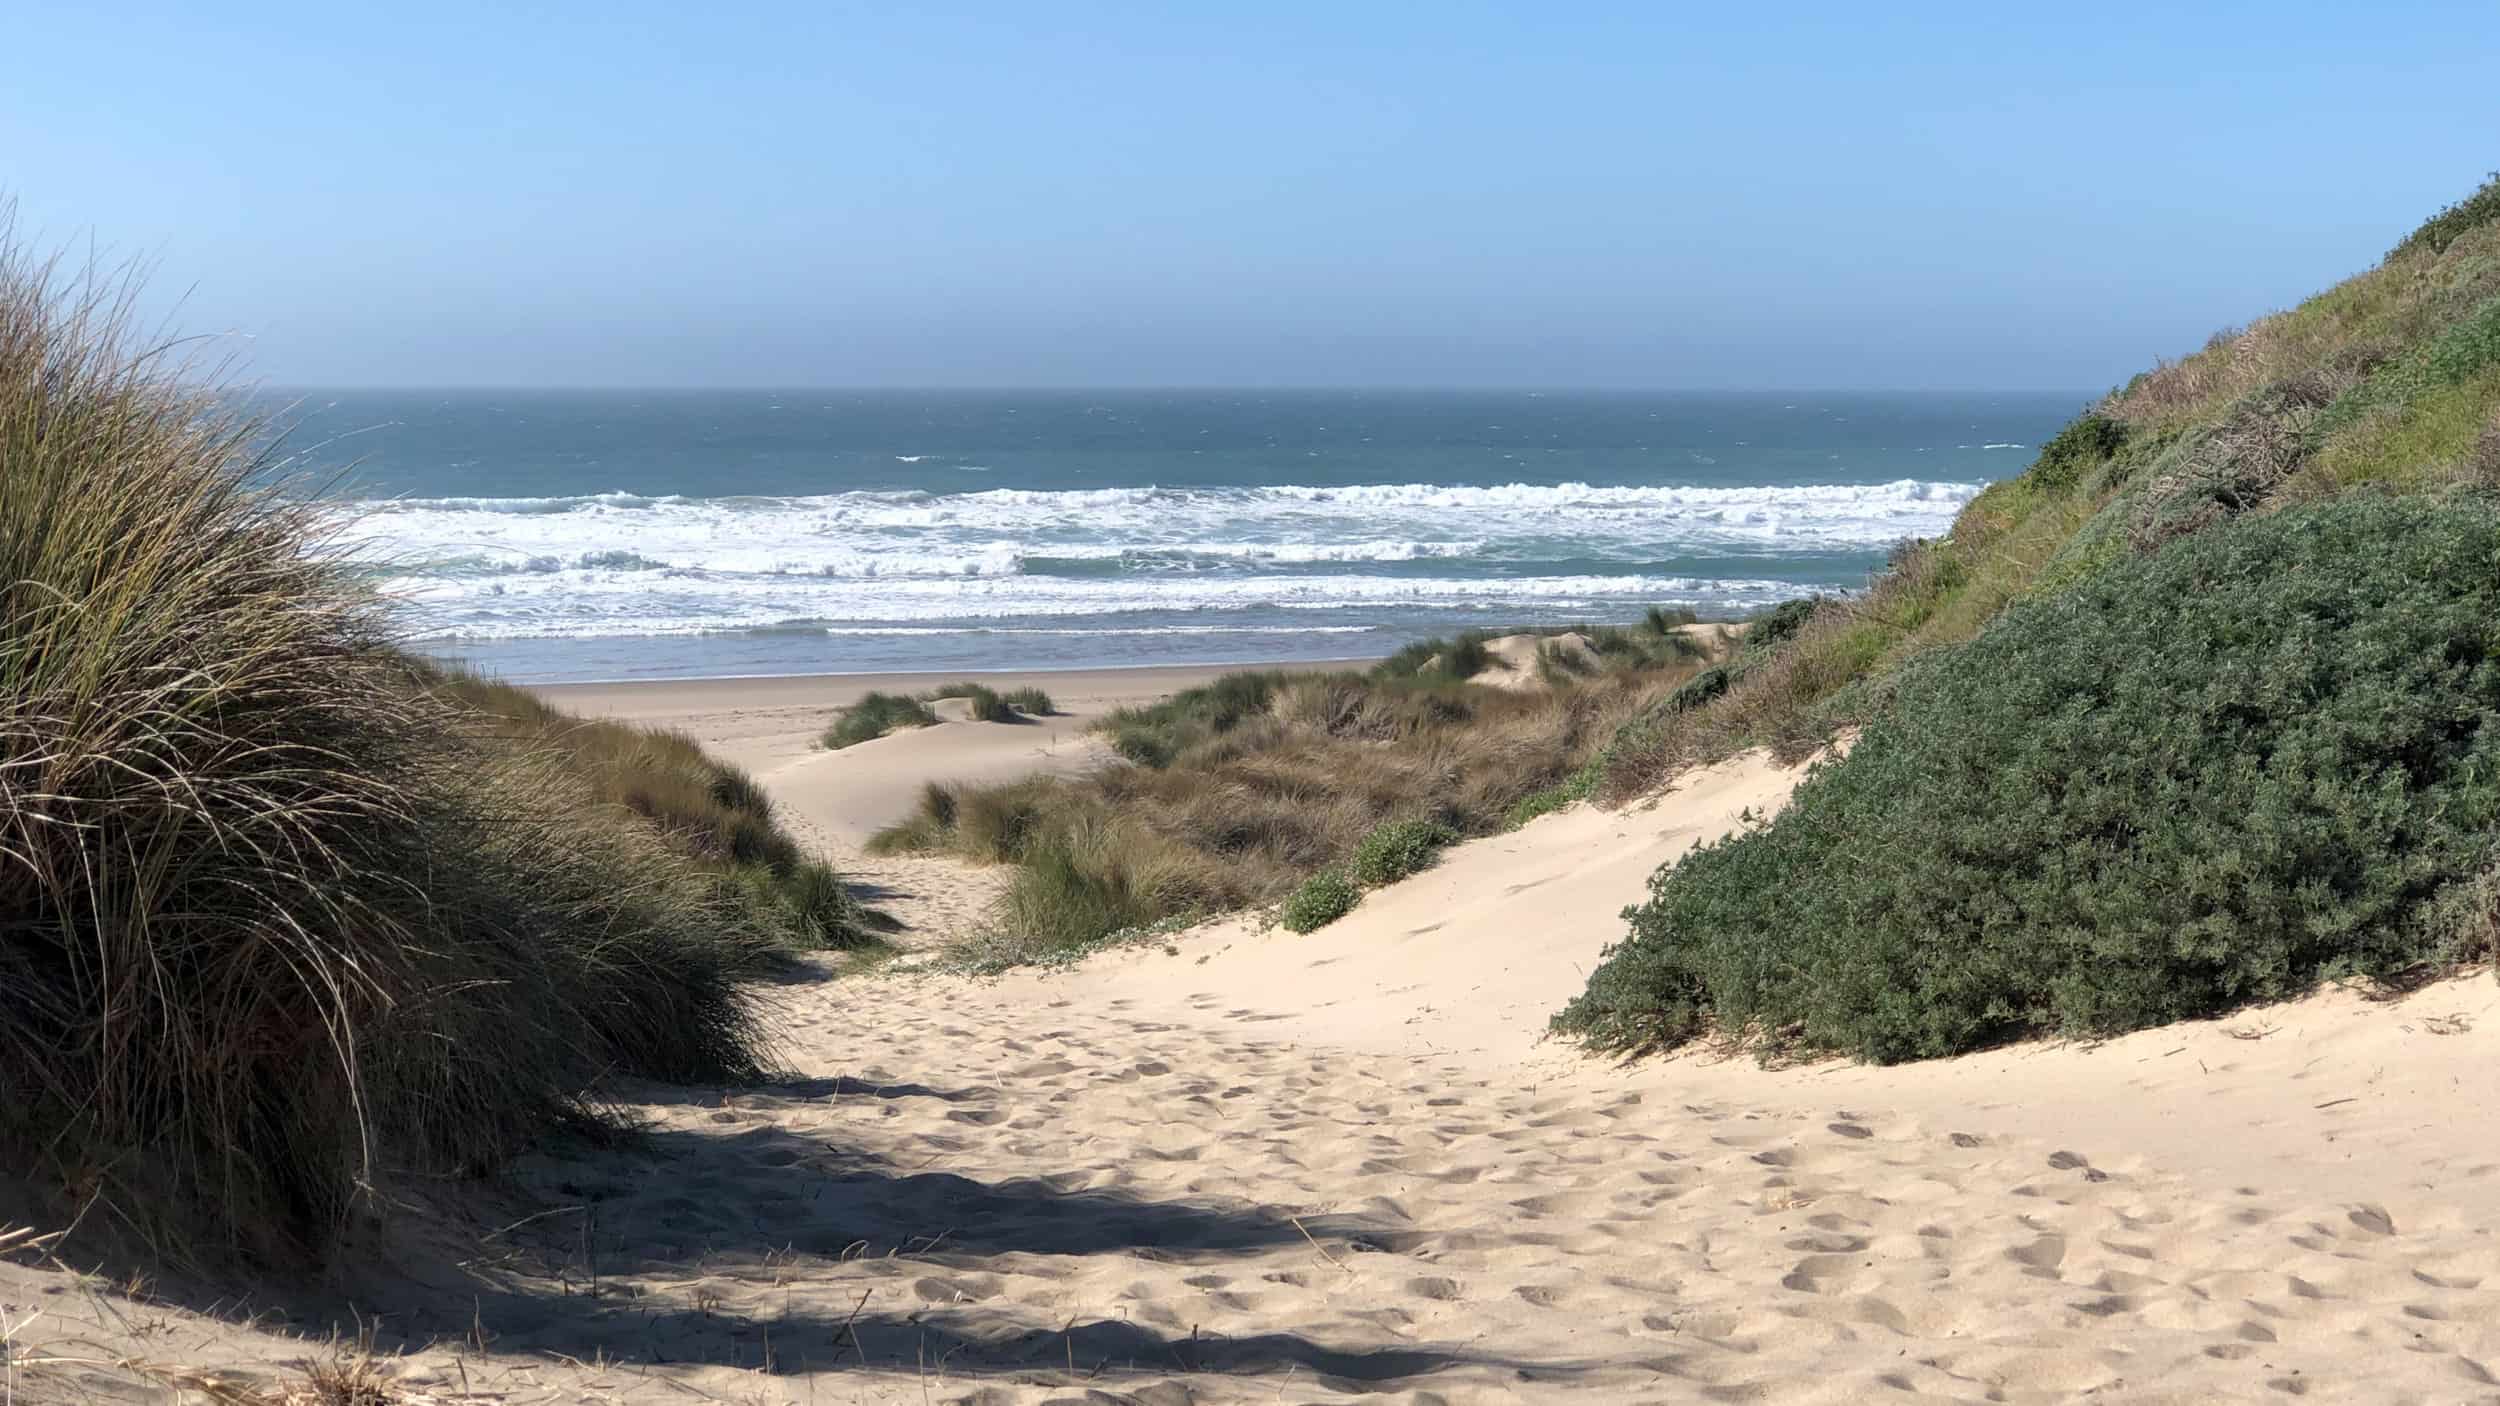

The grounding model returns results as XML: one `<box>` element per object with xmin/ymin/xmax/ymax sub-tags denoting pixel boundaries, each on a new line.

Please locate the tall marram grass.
<box><xmin>880</xmin><ymin>653</ymin><xmax>1714</xmax><ymax>964</ymax></box>
<box><xmin>0</xmin><ymin>238</ymin><xmax>779</xmax><ymax>1261</ymax></box>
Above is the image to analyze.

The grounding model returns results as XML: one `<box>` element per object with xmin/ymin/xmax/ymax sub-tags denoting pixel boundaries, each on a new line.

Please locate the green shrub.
<box><xmin>1350</xmin><ymin>818</ymin><xmax>1460</xmax><ymax>886</ymax></box>
<box><xmin>1559</xmin><ymin>495</ymin><xmax>2500</xmax><ymax>1062</ymax></box>
<box><xmin>1279</xmin><ymin>870</ymin><xmax>1360</xmax><ymax>933</ymax></box>
<box><xmin>2027</xmin><ymin>412</ymin><xmax>2129</xmax><ymax>490</ymax></box>
<box><xmin>822</xmin><ymin>690</ymin><xmax>938</xmax><ymax>748</ymax></box>
<box><xmin>1003</xmin><ymin>685</ymin><xmax>1057</xmax><ymax>715</ymax></box>
<box><xmin>1735</xmin><ymin>596</ymin><xmax>1828</xmax><ymax>658</ymax></box>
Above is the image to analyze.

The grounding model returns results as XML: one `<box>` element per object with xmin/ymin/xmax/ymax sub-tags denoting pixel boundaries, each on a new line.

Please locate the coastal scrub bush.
<box><xmin>2026</xmin><ymin>412</ymin><xmax>2129</xmax><ymax>490</ymax></box>
<box><xmin>1558</xmin><ymin>494</ymin><xmax>2500</xmax><ymax>1062</ymax></box>
<box><xmin>823</xmin><ymin>690</ymin><xmax>938</xmax><ymax>748</ymax></box>
<box><xmin>0</xmin><ymin>244</ymin><xmax>778</xmax><ymax>1258</ymax></box>
<box><xmin>1350</xmin><ymin>818</ymin><xmax>1459</xmax><ymax>886</ymax></box>
<box><xmin>1279</xmin><ymin>870</ymin><xmax>1359</xmax><ymax>933</ymax></box>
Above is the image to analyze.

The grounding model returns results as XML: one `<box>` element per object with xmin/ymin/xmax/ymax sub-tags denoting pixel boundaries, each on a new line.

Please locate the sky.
<box><xmin>5</xmin><ymin>1</ymin><xmax>2495</xmax><ymax>390</ymax></box>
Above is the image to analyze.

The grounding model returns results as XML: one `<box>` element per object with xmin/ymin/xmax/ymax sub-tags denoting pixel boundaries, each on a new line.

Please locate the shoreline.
<box><xmin>493</xmin><ymin>655</ymin><xmax>1383</xmax><ymax>691</ymax></box>
<box><xmin>527</xmin><ymin>654</ymin><xmax>1370</xmax><ymax>715</ymax></box>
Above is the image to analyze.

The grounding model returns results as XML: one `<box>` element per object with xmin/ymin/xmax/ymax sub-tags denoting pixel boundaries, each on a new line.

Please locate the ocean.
<box><xmin>292</xmin><ymin>389</ymin><xmax>2086</xmax><ymax>683</ymax></box>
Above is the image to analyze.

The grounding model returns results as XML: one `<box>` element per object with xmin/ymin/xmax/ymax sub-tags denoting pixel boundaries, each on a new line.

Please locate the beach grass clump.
<box><xmin>1559</xmin><ymin>495</ymin><xmax>2500</xmax><ymax>1063</ymax></box>
<box><xmin>1642</xmin><ymin>604</ymin><xmax>1699</xmax><ymax>637</ymax></box>
<box><xmin>822</xmin><ymin>690</ymin><xmax>939</xmax><ymax>748</ymax></box>
<box><xmin>1002</xmin><ymin>684</ymin><xmax>1057</xmax><ymax>715</ymax></box>
<box><xmin>925</xmin><ymin>680</ymin><xmax>1018</xmax><ymax>722</ymax></box>
<box><xmin>430</xmin><ymin>671</ymin><xmax>878</xmax><ymax>948</ymax></box>
<box><xmin>0</xmin><ymin>242</ymin><xmax>781</xmax><ymax>1259</ymax></box>
<box><xmin>1100</xmin><ymin>670</ymin><xmax>1289</xmax><ymax>767</ymax></box>
<box><xmin>1278</xmin><ymin>869</ymin><xmax>1360</xmax><ymax>933</ymax></box>
<box><xmin>1349</xmin><ymin>818</ymin><xmax>1459</xmax><ymax>887</ymax></box>
<box><xmin>1379</xmin><ymin>630</ymin><xmax>1498</xmax><ymax>682</ymax></box>
<box><xmin>990</xmin><ymin>812</ymin><xmax>1199</xmax><ymax>952</ymax></box>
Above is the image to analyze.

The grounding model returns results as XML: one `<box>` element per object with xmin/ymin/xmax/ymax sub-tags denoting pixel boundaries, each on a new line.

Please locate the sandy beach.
<box><xmin>13</xmin><ymin>671</ymin><xmax>2500</xmax><ymax>1406</ymax></box>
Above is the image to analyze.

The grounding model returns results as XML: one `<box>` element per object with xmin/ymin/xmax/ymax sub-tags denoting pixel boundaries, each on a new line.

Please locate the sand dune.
<box><xmin>13</xmin><ymin>679</ymin><xmax>2500</xmax><ymax>1405</ymax></box>
<box><xmin>538</xmin><ymin>665</ymin><xmax>1245</xmax><ymax>933</ymax></box>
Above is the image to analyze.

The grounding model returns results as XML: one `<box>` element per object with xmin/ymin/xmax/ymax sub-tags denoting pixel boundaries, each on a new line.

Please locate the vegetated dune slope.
<box><xmin>16</xmin><ymin>744</ymin><xmax>2500</xmax><ymax>1405</ymax></box>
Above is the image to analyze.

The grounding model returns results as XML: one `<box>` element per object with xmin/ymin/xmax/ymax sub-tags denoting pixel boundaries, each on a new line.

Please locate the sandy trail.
<box><xmin>14</xmin><ymin>684</ymin><xmax>2500</xmax><ymax>1405</ymax></box>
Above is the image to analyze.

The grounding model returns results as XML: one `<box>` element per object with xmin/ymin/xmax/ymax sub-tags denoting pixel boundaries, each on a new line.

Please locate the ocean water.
<box><xmin>291</xmin><ymin>390</ymin><xmax>2085</xmax><ymax>683</ymax></box>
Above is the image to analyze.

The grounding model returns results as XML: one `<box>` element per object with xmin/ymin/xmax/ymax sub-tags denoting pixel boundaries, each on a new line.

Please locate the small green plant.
<box><xmin>1349</xmin><ymin>818</ymin><xmax>1459</xmax><ymax>886</ymax></box>
<box><xmin>1279</xmin><ymin>870</ymin><xmax>1360</xmax><ymax>933</ymax></box>
<box><xmin>822</xmin><ymin>691</ymin><xmax>938</xmax><ymax>748</ymax></box>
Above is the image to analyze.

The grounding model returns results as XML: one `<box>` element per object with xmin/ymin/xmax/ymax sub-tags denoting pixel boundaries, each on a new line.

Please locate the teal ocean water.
<box><xmin>294</xmin><ymin>389</ymin><xmax>2084</xmax><ymax>683</ymax></box>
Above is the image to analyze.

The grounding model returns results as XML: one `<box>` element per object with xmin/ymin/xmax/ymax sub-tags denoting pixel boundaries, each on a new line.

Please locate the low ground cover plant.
<box><xmin>1559</xmin><ymin>495</ymin><xmax>2500</xmax><ymax>1062</ymax></box>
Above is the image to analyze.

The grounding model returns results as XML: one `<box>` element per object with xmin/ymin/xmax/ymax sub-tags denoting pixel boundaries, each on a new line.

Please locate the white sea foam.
<box><xmin>374</xmin><ymin>568</ymin><xmax>1813</xmax><ymax>640</ymax></box>
<box><xmin>342</xmin><ymin>478</ymin><xmax>1969</xmax><ymax>641</ymax></box>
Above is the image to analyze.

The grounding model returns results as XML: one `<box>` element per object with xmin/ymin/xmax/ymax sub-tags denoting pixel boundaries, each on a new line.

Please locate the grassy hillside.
<box><xmin>1561</xmin><ymin>173</ymin><xmax>2500</xmax><ymax>1059</ymax></box>
<box><xmin>870</xmin><ymin>619</ymin><xmax>1721</xmax><ymax>966</ymax></box>
<box><xmin>0</xmin><ymin>245</ymin><xmax>849</xmax><ymax>1260</ymax></box>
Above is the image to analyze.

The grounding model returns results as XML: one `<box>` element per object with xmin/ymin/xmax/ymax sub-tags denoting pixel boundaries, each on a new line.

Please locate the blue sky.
<box><xmin>6</xmin><ymin>1</ymin><xmax>2494</xmax><ymax>389</ymax></box>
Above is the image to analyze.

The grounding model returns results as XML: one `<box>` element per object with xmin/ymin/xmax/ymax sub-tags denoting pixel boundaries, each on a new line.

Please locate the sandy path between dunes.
<box><xmin>539</xmin><ymin>664</ymin><xmax>1264</xmax><ymax>936</ymax></box>
<box><xmin>15</xmin><ymin>704</ymin><xmax>2500</xmax><ymax>1404</ymax></box>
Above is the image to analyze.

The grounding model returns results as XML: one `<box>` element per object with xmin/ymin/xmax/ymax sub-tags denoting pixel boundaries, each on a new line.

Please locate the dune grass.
<box><xmin>822</xmin><ymin>690</ymin><xmax>939</xmax><ymax>749</ymax></box>
<box><xmin>825</xmin><ymin>681</ymin><xmax>1056</xmax><ymax>748</ymax></box>
<box><xmin>434</xmin><ymin>671</ymin><xmax>881</xmax><ymax>949</ymax></box>
<box><xmin>0</xmin><ymin>238</ymin><xmax>794</xmax><ymax>1261</ymax></box>
<box><xmin>876</xmin><ymin>631</ymin><xmax>1719</xmax><ymax>965</ymax></box>
<box><xmin>1002</xmin><ymin>684</ymin><xmax>1057</xmax><ymax>715</ymax></box>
